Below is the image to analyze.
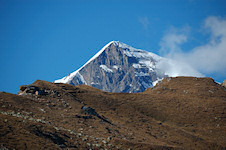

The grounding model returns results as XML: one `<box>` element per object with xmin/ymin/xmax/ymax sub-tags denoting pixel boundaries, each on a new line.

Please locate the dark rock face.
<box><xmin>79</xmin><ymin>43</ymin><xmax>147</xmax><ymax>93</ymax></box>
<box><xmin>55</xmin><ymin>41</ymin><xmax>167</xmax><ymax>93</ymax></box>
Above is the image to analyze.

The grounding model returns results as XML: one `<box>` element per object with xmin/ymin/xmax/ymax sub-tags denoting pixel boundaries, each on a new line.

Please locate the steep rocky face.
<box><xmin>55</xmin><ymin>41</ymin><xmax>168</xmax><ymax>93</ymax></box>
<box><xmin>76</xmin><ymin>42</ymin><xmax>166</xmax><ymax>92</ymax></box>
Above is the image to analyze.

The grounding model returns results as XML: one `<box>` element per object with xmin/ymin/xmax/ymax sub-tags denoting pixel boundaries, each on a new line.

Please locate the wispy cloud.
<box><xmin>159</xmin><ymin>26</ymin><xmax>190</xmax><ymax>57</ymax></box>
<box><xmin>138</xmin><ymin>16</ymin><xmax>150</xmax><ymax>31</ymax></box>
<box><xmin>187</xmin><ymin>16</ymin><xmax>226</xmax><ymax>75</ymax></box>
<box><xmin>159</xmin><ymin>16</ymin><xmax>226</xmax><ymax>78</ymax></box>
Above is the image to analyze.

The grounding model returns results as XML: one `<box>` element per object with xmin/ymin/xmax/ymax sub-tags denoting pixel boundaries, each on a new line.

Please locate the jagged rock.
<box><xmin>222</xmin><ymin>80</ymin><xmax>226</xmax><ymax>87</ymax></box>
<box><xmin>26</xmin><ymin>86</ymin><xmax>39</xmax><ymax>94</ymax></box>
<box><xmin>18</xmin><ymin>85</ymin><xmax>39</xmax><ymax>95</ymax></box>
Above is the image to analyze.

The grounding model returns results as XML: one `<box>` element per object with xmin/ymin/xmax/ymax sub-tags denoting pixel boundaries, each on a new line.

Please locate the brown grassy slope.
<box><xmin>0</xmin><ymin>77</ymin><xmax>226</xmax><ymax>149</ymax></box>
<box><xmin>74</xmin><ymin>77</ymin><xmax>226</xmax><ymax>149</ymax></box>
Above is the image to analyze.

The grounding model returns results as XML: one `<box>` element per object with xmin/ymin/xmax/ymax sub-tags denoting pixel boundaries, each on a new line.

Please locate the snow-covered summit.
<box><xmin>54</xmin><ymin>41</ymin><xmax>203</xmax><ymax>93</ymax></box>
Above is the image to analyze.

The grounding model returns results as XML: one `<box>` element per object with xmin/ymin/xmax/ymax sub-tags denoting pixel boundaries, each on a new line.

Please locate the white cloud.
<box><xmin>159</xmin><ymin>16</ymin><xmax>226</xmax><ymax>77</ymax></box>
<box><xmin>157</xmin><ymin>58</ymin><xmax>204</xmax><ymax>77</ymax></box>
<box><xmin>138</xmin><ymin>16</ymin><xmax>149</xmax><ymax>31</ymax></box>
<box><xmin>159</xmin><ymin>26</ymin><xmax>190</xmax><ymax>57</ymax></box>
<box><xmin>189</xmin><ymin>16</ymin><xmax>226</xmax><ymax>74</ymax></box>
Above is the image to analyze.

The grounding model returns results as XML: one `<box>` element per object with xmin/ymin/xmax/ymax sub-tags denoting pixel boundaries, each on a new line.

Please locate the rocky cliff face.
<box><xmin>54</xmin><ymin>41</ymin><xmax>201</xmax><ymax>93</ymax></box>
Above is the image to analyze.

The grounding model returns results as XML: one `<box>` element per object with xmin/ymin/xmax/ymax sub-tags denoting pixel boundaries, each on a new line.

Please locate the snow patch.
<box><xmin>91</xmin><ymin>82</ymin><xmax>99</xmax><ymax>85</ymax></box>
<box><xmin>139</xmin><ymin>60</ymin><xmax>155</xmax><ymax>69</ymax></box>
<box><xmin>152</xmin><ymin>78</ymin><xmax>163</xmax><ymax>86</ymax></box>
<box><xmin>118</xmin><ymin>42</ymin><xmax>161</xmax><ymax>61</ymax></box>
<box><xmin>54</xmin><ymin>76</ymin><xmax>68</xmax><ymax>83</ymax></box>
<box><xmin>54</xmin><ymin>71</ymin><xmax>87</xmax><ymax>85</ymax></box>
<box><xmin>113</xmin><ymin>65</ymin><xmax>119</xmax><ymax>70</ymax></box>
<box><xmin>133</xmin><ymin>64</ymin><xmax>142</xmax><ymax>68</ymax></box>
<box><xmin>135</xmin><ymin>72</ymin><xmax>149</xmax><ymax>77</ymax></box>
<box><xmin>75</xmin><ymin>72</ymin><xmax>87</xmax><ymax>84</ymax></box>
<box><xmin>100</xmin><ymin>65</ymin><xmax>113</xmax><ymax>73</ymax></box>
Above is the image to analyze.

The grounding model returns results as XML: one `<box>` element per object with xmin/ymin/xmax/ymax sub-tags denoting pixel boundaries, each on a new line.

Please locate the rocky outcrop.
<box><xmin>18</xmin><ymin>85</ymin><xmax>40</xmax><ymax>95</ymax></box>
<box><xmin>222</xmin><ymin>80</ymin><xmax>226</xmax><ymax>87</ymax></box>
<box><xmin>18</xmin><ymin>84</ymin><xmax>59</xmax><ymax>97</ymax></box>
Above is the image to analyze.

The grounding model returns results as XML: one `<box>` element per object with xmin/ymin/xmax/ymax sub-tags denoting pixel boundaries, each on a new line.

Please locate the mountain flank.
<box><xmin>1</xmin><ymin>77</ymin><xmax>226</xmax><ymax>149</ymax></box>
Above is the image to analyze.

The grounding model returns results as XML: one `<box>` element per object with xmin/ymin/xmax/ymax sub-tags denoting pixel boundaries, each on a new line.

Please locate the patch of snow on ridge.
<box><xmin>54</xmin><ymin>71</ymin><xmax>87</xmax><ymax>85</ymax></box>
<box><xmin>100</xmin><ymin>65</ymin><xmax>113</xmax><ymax>73</ymax></box>
<box><xmin>135</xmin><ymin>72</ymin><xmax>149</xmax><ymax>77</ymax></box>
<box><xmin>91</xmin><ymin>82</ymin><xmax>99</xmax><ymax>85</ymax></box>
<box><xmin>54</xmin><ymin>76</ymin><xmax>68</xmax><ymax>83</ymax></box>
<box><xmin>75</xmin><ymin>72</ymin><xmax>87</xmax><ymax>84</ymax></box>
<box><xmin>116</xmin><ymin>41</ymin><xmax>162</xmax><ymax>60</ymax></box>
<box><xmin>139</xmin><ymin>60</ymin><xmax>155</xmax><ymax>68</ymax></box>
<box><xmin>113</xmin><ymin>65</ymin><xmax>119</xmax><ymax>70</ymax></box>
<box><xmin>152</xmin><ymin>78</ymin><xmax>163</xmax><ymax>86</ymax></box>
<box><xmin>133</xmin><ymin>64</ymin><xmax>142</xmax><ymax>68</ymax></box>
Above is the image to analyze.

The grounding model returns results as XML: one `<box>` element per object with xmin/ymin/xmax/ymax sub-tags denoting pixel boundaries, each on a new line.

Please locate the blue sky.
<box><xmin>0</xmin><ymin>0</ymin><xmax>226</xmax><ymax>93</ymax></box>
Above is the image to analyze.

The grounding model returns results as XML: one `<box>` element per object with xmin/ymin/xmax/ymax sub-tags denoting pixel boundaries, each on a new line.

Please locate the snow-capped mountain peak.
<box><xmin>54</xmin><ymin>41</ymin><xmax>203</xmax><ymax>93</ymax></box>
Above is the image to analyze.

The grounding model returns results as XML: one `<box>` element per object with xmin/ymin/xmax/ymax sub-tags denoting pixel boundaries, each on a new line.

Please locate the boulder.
<box><xmin>81</xmin><ymin>106</ymin><xmax>97</xmax><ymax>116</ymax></box>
